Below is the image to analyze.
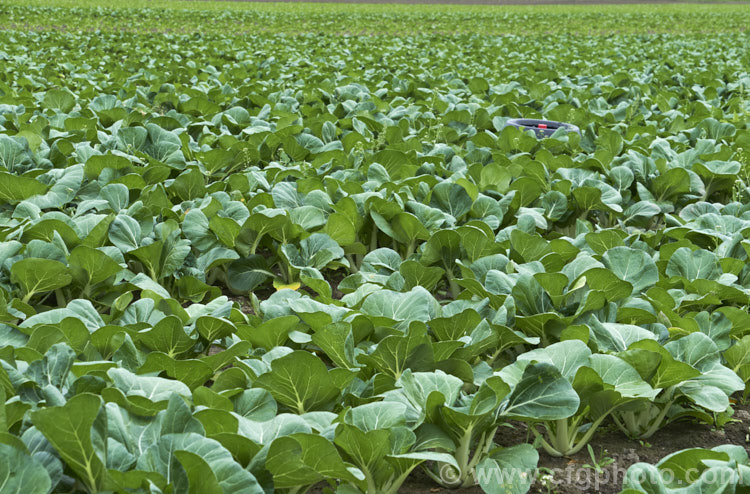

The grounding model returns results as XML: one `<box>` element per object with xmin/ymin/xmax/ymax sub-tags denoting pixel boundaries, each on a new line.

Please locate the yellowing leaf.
<box><xmin>274</xmin><ymin>280</ymin><xmax>301</xmax><ymax>291</ymax></box>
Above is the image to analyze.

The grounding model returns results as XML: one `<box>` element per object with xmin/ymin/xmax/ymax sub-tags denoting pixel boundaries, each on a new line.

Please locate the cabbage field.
<box><xmin>1</xmin><ymin>1</ymin><xmax>750</xmax><ymax>493</ymax></box>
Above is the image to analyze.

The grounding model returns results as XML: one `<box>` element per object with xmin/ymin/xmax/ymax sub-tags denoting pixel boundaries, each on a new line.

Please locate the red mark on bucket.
<box><xmin>538</xmin><ymin>124</ymin><xmax>547</xmax><ymax>129</ymax></box>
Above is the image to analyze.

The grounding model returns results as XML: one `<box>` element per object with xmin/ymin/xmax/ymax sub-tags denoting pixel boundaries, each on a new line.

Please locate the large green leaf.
<box><xmin>10</xmin><ymin>258</ymin><xmax>72</xmax><ymax>302</ymax></box>
<box><xmin>602</xmin><ymin>246</ymin><xmax>658</xmax><ymax>295</ymax></box>
<box><xmin>665</xmin><ymin>247</ymin><xmax>721</xmax><ymax>281</ymax></box>
<box><xmin>501</xmin><ymin>363</ymin><xmax>579</xmax><ymax>420</ymax></box>
<box><xmin>476</xmin><ymin>444</ymin><xmax>539</xmax><ymax>494</ymax></box>
<box><xmin>281</xmin><ymin>232</ymin><xmax>345</xmax><ymax>270</ymax></box>
<box><xmin>31</xmin><ymin>393</ymin><xmax>107</xmax><ymax>493</ymax></box>
<box><xmin>266</xmin><ymin>433</ymin><xmax>358</xmax><ymax>489</ymax></box>
<box><xmin>68</xmin><ymin>245</ymin><xmax>123</xmax><ymax>287</ymax></box>
<box><xmin>138</xmin><ymin>432</ymin><xmax>263</xmax><ymax>494</ymax></box>
<box><xmin>0</xmin><ymin>173</ymin><xmax>47</xmax><ymax>202</ymax></box>
<box><xmin>254</xmin><ymin>351</ymin><xmax>343</xmax><ymax>414</ymax></box>
<box><xmin>360</xmin><ymin>287</ymin><xmax>439</xmax><ymax>323</ymax></box>
<box><xmin>0</xmin><ymin>443</ymin><xmax>52</xmax><ymax>494</ymax></box>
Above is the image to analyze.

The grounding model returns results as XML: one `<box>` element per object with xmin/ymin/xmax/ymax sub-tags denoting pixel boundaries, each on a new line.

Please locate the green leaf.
<box><xmin>226</xmin><ymin>256</ymin><xmax>271</xmax><ymax>293</ymax></box>
<box><xmin>310</xmin><ymin>322</ymin><xmax>356</xmax><ymax>369</ymax></box>
<box><xmin>656</xmin><ymin>448</ymin><xmax>729</xmax><ymax>488</ymax></box>
<box><xmin>665</xmin><ymin>247</ymin><xmax>721</xmax><ymax>281</ymax></box>
<box><xmin>650</xmin><ymin>167</ymin><xmax>691</xmax><ymax>202</ymax></box>
<box><xmin>602</xmin><ymin>246</ymin><xmax>658</xmax><ymax>295</ymax></box>
<box><xmin>25</xmin><ymin>164</ymin><xmax>83</xmax><ymax>209</ymax></box>
<box><xmin>83</xmin><ymin>154</ymin><xmax>132</xmax><ymax>179</ymax></box>
<box><xmin>0</xmin><ymin>135</ymin><xmax>33</xmax><ymax>172</ymax></box>
<box><xmin>42</xmin><ymin>89</ymin><xmax>76</xmax><ymax>112</ymax></box>
<box><xmin>174</xmin><ymin>450</ymin><xmax>223</xmax><ymax>494</ymax></box>
<box><xmin>137</xmin><ymin>315</ymin><xmax>195</xmax><ymax>357</ymax></box>
<box><xmin>0</xmin><ymin>173</ymin><xmax>47</xmax><ymax>202</ymax></box>
<box><xmin>0</xmin><ymin>443</ymin><xmax>52</xmax><ymax>494</ymax></box>
<box><xmin>581</xmin><ymin>268</ymin><xmax>632</xmax><ymax>302</ymax></box>
<box><xmin>104</xmin><ymin>367</ymin><xmax>191</xmax><ymax>415</ymax></box>
<box><xmin>196</xmin><ymin>316</ymin><xmax>236</xmax><ymax>342</ymax></box>
<box><xmin>209</xmin><ymin>216</ymin><xmax>241</xmax><ymax>248</ymax></box>
<box><xmin>138</xmin><ymin>353</ymin><xmax>213</xmax><ymax>389</ymax></box>
<box><xmin>725</xmin><ymin>335</ymin><xmax>750</xmax><ymax>374</ymax></box>
<box><xmin>421</xmin><ymin>229</ymin><xmax>462</xmax><ymax>270</ymax></box>
<box><xmin>138</xmin><ymin>433</ymin><xmax>263</xmax><ymax>494</ymax></box>
<box><xmin>502</xmin><ymin>363</ymin><xmax>579</xmax><ymax>420</ymax></box>
<box><xmin>31</xmin><ymin>393</ymin><xmax>107</xmax><ymax>493</ymax></box>
<box><xmin>429</xmin><ymin>309</ymin><xmax>483</xmax><ymax>342</ymax></box>
<box><xmin>400</xmin><ymin>260</ymin><xmax>444</xmax><ymax>292</ymax></box>
<box><xmin>281</xmin><ymin>233</ymin><xmax>345</xmax><ymax>270</ymax></box>
<box><xmin>237</xmin><ymin>315</ymin><xmax>299</xmax><ymax>350</ymax></box>
<box><xmin>324</xmin><ymin>212</ymin><xmax>358</xmax><ymax>246</ymax></box>
<box><xmin>10</xmin><ymin>258</ymin><xmax>72</xmax><ymax>301</ymax></box>
<box><xmin>356</xmin><ymin>325</ymin><xmax>433</xmax><ymax>379</ymax></box>
<box><xmin>68</xmin><ymin>245</ymin><xmax>123</xmax><ymax>287</ymax></box>
<box><xmin>430</xmin><ymin>182</ymin><xmax>473</xmax><ymax>220</ymax></box>
<box><xmin>232</xmin><ymin>389</ymin><xmax>278</xmax><ymax>421</ymax></box>
<box><xmin>382</xmin><ymin>369</ymin><xmax>463</xmax><ymax>424</ymax></box>
<box><xmin>623</xmin><ymin>340</ymin><xmax>701</xmax><ymax>388</ymax></box>
<box><xmin>541</xmin><ymin>190</ymin><xmax>568</xmax><ymax>221</ymax></box>
<box><xmin>266</xmin><ymin>433</ymin><xmax>357</xmax><ymax>489</ymax></box>
<box><xmin>360</xmin><ymin>287</ymin><xmax>438</xmax><ymax>323</ymax></box>
<box><xmin>476</xmin><ymin>444</ymin><xmax>539</xmax><ymax>494</ymax></box>
<box><xmin>516</xmin><ymin>340</ymin><xmax>592</xmax><ymax>380</ymax></box>
<box><xmin>108</xmin><ymin>215</ymin><xmax>142</xmax><ymax>252</ymax></box>
<box><xmin>254</xmin><ymin>351</ymin><xmax>343</xmax><ymax>414</ymax></box>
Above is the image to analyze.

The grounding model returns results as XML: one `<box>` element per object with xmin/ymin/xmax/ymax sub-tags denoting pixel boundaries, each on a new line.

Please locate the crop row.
<box><xmin>2</xmin><ymin>2</ymin><xmax>750</xmax><ymax>35</ymax></box>
<box><xmin>0</xmin><ymin>17</ymin><xmax>749</xmax><ymax>494</ymax></box>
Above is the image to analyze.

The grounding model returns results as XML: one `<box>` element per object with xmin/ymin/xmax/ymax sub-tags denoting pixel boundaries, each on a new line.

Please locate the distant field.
<box><xmin>1</xmin><ymin>0</ymin><xmax>750</xmax><ymax>34</ymax></box>
<box><xmin>1</xmin><ymin>2</ymin><xmax>750</xmax><ymax>494</ymax></box>
<box><xmin>5</xmin><ymin>0</ymin><xmax>750</xmax><ymax>7</ymax></box>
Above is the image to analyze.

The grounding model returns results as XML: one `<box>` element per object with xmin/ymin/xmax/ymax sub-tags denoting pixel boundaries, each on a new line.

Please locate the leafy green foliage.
<box><xmin>622</xmin><ymin>445</ymin><xmax>750</xmax><ymax>493</ymax></box>
<box><xmin>0</xmin><ymin>2</ymin><xmax>749</xmax><ymax>494</ymax></box>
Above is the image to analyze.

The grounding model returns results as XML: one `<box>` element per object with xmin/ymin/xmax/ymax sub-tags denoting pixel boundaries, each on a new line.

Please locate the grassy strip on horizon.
<box><xmin>1</xmin><ymin>0</ymin><xmax>749</xmax><ymax>35</ymax></box>
<box><xmin>3</xmin><ymin>0</ymin><xmax>750</xmax><ymax>14</ymax></box>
